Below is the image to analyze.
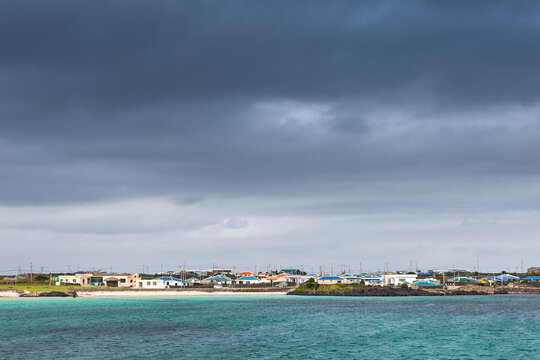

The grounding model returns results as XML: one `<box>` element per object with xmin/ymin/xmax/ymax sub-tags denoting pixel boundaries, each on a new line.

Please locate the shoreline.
<box><xmin>1</xmin><ymin>285</ymin><xmax>539</xmax><ymax>298</ymax></box>
<box><xmin>0</xmin><ymin>289</ymin><xmax>290</xmax><ymax>298</ymax></box>
<box><xmin>76</xmin><ymin>290</ymin><xmax>290</xmax><ymax>297</ymax></box>
<box><xmin>289</xmin><ymin>284</ymin><xmax>540</xmax><ymax>297</ymax></box>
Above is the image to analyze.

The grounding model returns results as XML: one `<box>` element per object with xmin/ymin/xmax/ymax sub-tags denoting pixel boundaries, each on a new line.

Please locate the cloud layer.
<box><xmin>1</xmin><ymin>1</ymin><xmax>539</xmax><ymax>272</ymax></box>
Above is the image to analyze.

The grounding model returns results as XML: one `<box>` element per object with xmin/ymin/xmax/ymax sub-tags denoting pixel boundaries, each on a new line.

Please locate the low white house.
<box><xmin>285</xmin><ymin>275</ymin><xmax>315</xmax><ymax>284</ymax></box>
<box><xmin>135</xmin><ymin>276</ymin><xmax>188</xmax><ymax>289</ymax></box>
<box><xmin>234</xmin><ymin>276</ymin><xmax>260</xmax><ymax>285</ymax></box>
<box><xmin>317</xmin><ymin>276</ymin><xmax>348</xmax><ymax>285</ymax></box>
<box><xmin>381</xmin><ymin>274</ymin><xmax>418</xmax><ymax>286</ymax></box>
<box><xmin>57</xmin><ymin>273</ymin><xmax>140</xmax><ymax>287</ymax></box>
<box><xmin>361</xmin><ymin>275</ymin><xmax>382</xmax><ymax>285</ymax></box>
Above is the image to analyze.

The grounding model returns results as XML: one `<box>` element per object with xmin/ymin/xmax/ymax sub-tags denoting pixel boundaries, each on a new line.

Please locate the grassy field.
<box><xmin>0</xmin><ymin>283</ymin><xmax>121</xmax><ymax>293</ymax></box>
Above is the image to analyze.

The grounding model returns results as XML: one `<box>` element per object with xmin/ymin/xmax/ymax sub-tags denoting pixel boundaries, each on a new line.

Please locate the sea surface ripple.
<box><xmin>0</xmin><ymin>295</ymin><xmax>538</xmax><ymax>359</ymax></box>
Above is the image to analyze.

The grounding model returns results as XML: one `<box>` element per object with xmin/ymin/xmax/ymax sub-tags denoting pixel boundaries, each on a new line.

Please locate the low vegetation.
<box><xmin>0</xmin><ymin>282</ymin><xmax>119</xmax><ymax>293</ymax></box>
<box><xmin>297</xmin><ymin>281</ymin><xmax>367</xmax><ymax>292</ymax></box>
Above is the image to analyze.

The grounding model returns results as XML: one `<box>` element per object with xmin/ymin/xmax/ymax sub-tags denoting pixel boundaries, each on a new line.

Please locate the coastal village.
<box><xmin>52</xmin><ymin>266</ymin><xmax>540</xmax><ymax>288</ymax></box>
<box><xmin>1</xmin><ymin>265</ymin><xmax>539</xmax><ymax>295</ymax></box>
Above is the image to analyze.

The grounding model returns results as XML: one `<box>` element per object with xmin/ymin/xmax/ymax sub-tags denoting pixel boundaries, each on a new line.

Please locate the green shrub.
<box><xmin>303</xmin><ymin>278</ymin><xmax>319</xmax><ymax>290</ymax></box>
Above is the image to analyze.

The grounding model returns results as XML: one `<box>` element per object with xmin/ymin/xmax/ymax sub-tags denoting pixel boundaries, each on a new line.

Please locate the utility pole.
<box><xmin>30</xmin><ymin>262</ymin><xmax>33</xmax><ymax>282</ymax></box>
<box><xmin>359</xmin><ymin>261</ymin><xmax>362</xmax><ymax>276</ymax></box>
<box><xmin>443</xmin><ymin>264</ymin><xmax>446</xmax><ymax>284</ymax></box>
<box><xmin>49</xmin><ymin>272</ymin><xmax>52</xmax><ymax>286</ymax></box>
<box><xmin>141</xmin><ymin>265</ymin><xmax>145</xmax><ymax>274</ymax></box>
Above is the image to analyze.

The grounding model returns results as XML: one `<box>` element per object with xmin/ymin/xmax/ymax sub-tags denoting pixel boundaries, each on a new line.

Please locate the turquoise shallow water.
<box><xmin>0</xmin><ymin>295</ymin><xmax>538</xmax><ymax>359</ymax></box>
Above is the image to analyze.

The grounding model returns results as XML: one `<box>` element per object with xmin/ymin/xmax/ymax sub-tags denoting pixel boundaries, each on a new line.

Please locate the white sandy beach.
<box><xmin>75</xmin><ymin>290</ymin><xmax>289</xmax><ymax>297</ymax></box>
<box><xmin>0</xmin><ymin>290</ymin><xmax>289</xmax><ymax>298</ymax></box>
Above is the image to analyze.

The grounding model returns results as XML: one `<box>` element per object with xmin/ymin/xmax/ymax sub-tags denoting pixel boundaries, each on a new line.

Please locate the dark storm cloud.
<box><xmin>1</xmin><ymin>0</ymin><xmax>540</xmax><ymax>207</ymax></box>
<box><xmin>2</xmin><ymin>0</ymin><xmax>540</xmax><ymax>112</ymax></box>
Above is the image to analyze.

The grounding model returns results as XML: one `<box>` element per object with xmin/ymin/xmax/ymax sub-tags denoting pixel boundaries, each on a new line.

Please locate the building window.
<box><xmin>153</xmin><ymin>282</ymin><xmax>157</xmax><ymax>285</ymax></box>
<box><xmin>147</xmin><ymin>281</ymin><xmax>151</xmax><ymax>285</ymax></box>
<box><xmin>120</xmin><ymin>279</ymin><xmax>126</xmax><ymax>283</ymax></box>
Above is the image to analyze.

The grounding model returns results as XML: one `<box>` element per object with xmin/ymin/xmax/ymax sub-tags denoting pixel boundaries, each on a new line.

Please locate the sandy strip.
<box><xmin>76</xmin><ymin>290</ymin><xmax>289</xmax><ymax>297</ymax></box>
<box><xmin>0</xmin><ymin>290</ymin><xmax>289</xmax><ymax>298</ymax></box>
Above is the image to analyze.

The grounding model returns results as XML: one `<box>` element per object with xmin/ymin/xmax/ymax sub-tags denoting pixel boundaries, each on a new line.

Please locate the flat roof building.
<box><xmin>57</xmin><ymin>273</ymin><xmax>140</xmax><ymax>287</ymax></box>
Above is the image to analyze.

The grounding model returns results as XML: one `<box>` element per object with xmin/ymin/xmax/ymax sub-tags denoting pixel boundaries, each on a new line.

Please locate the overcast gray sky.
<box><xmin>1</xmin><ymin>1</ymin><xmax>539</xmax><ymax>274</ymax></box>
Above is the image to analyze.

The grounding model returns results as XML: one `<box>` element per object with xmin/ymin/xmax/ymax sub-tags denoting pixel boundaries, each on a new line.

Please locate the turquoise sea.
<box><xmin>0</xmin><ymin>295</ymin><xmax>539</xmax><ymax>359</ymax></box>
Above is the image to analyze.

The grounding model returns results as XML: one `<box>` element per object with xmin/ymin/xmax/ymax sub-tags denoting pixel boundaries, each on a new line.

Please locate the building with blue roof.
<box><xmin>493</xmin><ymin>274</ymin><xmax>520</xmax><ymax>282</ymax></box>
<box><xmin>521</xmin><ymin>276</ymin><xmax>540</xmax><ymax>281</ymax></box>
<box><xmin>201</xmin><ymin>275</ymin><xmax>233</xmax><ymax>285</ymax></box>
<box><xmin>134</xmin><ymin>276</ymin><xmax>189</xmax><ymax>289</ymax></box>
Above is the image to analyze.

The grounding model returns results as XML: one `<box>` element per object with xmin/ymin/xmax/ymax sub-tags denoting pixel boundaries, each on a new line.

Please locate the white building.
<box><xmin>234</xmin><ymin>276</ymin><xmax>260</xmax><ymax>285</ymax></box>
<box><xmin>135</xmin><ymin>276</ymin><xmax>189</xmax><ymax>289</ymax></box>
<box><xmin>57</xmin><ymin>273</ymin><xmax>140</xmax><ymax>287</ymax></box>
<box><xmin>287</xmin><ymin>275</ymin><xmax>315</xmax><ymax>284</ymax></box>
<box><xmin>317</xmin><ymin>276</ymin><xmax>348</xmax><ymax>285</ymax></box>
<box><xmin>381</xmin><ymin>274</ymin><xmax>418</xmax><ymax>286</ymax></box>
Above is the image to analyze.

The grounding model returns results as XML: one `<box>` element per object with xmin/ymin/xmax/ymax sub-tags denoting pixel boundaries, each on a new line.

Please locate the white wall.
<box><xmin>135</xmin><ymin>279</ymin><xmax>185</xmax><ymax>288</ymax></box>
<box><xmin>382</xmin><ymin>274</ymin><xmax>417</xmax><ymax>286</ymax></box>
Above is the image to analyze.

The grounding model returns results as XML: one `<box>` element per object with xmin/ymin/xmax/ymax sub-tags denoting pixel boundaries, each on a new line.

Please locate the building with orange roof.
<box><xmin>237</xmin><ymin>271</ymin><xmax>256</xmax><ymax>276</ymax></box>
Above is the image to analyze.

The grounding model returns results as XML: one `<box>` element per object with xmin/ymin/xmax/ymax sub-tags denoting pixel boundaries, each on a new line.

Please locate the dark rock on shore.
<box><xmin>288</xmin><ymin>285</ymin><xmax>514</xmax><ymax>297</ymax></box>
<box><xmin>20</xmin><ymin>291</ymin><xmax>76</xmax><ymax>297</ymax></box>
<box><xmin>289</xmin><ymin>286</ymin><xmax>443</xmax><ymax>297</ymax></box>
<box><xmin>38</xmin><ymin>291</ymin><xmax>77</xmax><ymax>297</ymax></box>
<box><xmin>38</xmin><ymin>291</ymin><xmax>73</xmax><ymax>297</ymax></box>
<box><xmin>445</xmin><ymin>288</ymin><xmax>508</xmax><ymax>296</ymax></box>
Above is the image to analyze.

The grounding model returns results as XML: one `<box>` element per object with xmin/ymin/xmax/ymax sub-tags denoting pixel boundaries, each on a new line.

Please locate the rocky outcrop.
<box><xmin>38</xmin><ymin>291</ymin><xmax>77</xmax><ymax>297</ymax></box>
<box><xmin>19</xmin><ymin>291</ymin><xmax>77</xmax><ymax>297</ymax></box>
<box><xmin>288</xmin><ymin>285</ymin><xmax>515</xmax><ymax>297</ymax></box>
<box><xmin>289</xmin><ymin>286</ymin><xmax>443</xmax><ymax>297</ymax></box>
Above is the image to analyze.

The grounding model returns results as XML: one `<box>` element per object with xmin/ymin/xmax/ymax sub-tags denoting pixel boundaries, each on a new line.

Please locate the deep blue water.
<box><xmin>0</xmin><ymin>295</ymin><xmax>539</xmax><ymax>359</ymax></box>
